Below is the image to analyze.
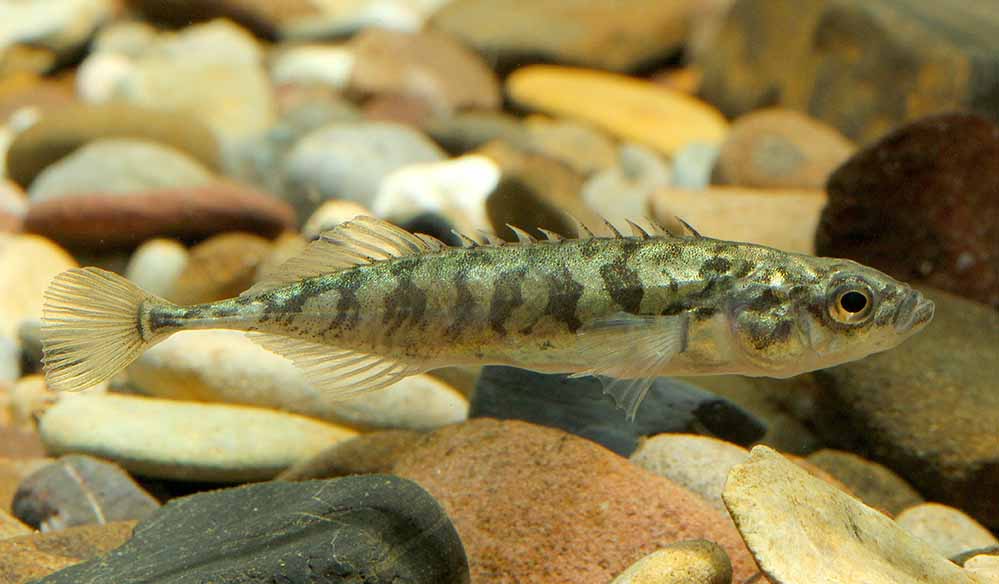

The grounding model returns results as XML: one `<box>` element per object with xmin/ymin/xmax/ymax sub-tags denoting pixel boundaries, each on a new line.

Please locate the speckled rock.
<box><xmin>724</xmin><ymin>445</ymin><xmax>977</xmax><ymax>584</ymax></box>
<box><xmin>0</xmin><ymin>234</ymin><xmax>76</xmax><ymax>339</ymax></box>
<box><xmin>0</xmin><ymin>521</ymin><xmax>136</xmax><ymax>584</ymax></box>
<box><xmin>0</xmin><ymin>509</ymin><xmax>30</xmax><ymax>539</ymax></box>
<box><xmin>38</xmin><ymin>393</ymin><xmax>357</xmax><ymax>482</ymax></box>
<box><xmin>124</xmin><ymin>239</ymin><xmax>189</xmax><ymax>299</ymax></box>
<box><xmin>610</xmin><ymin>540</ymin><xmax>733</xmax><ymax>584</ymax></box>
<box><xmin>896</xmin><ymin>503</ymin><xmax>999</xmax><ymax>559</ymax></box>
<box><xmin>807</xmin><ymin>449</ymin><xmax>924</xmax><ymax>516</ymax></box>
<box><xmin>166</xmin><ymin>232</ymin><xmax>271</xmax><ymax>303</ymax></box>
<box><xmin>128</xmin><ymin>330</ymin><xmax>468</xmax><ymax>432</ymax></box>
<box><xmin>393</xmin><ymin>419</ymin><xmax>757</xmax><ymax>583</ymax></box>
<box><xmin>278</xmin><ymin>430</ymin><xmax>422</xmax><ymax>481</ymax></box>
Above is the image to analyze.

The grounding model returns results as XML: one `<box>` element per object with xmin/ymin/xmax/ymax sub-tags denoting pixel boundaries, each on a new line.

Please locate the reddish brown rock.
<box><xmin>817</xmin><ymin>113</ymin><xmax>999</xmax><ymax>309</ymax></box>
<box><xmin>393</xmin><ymin>419</ymin><xmax>756</xmax><ymax>583</ymax></box>
<box><xmin>0</xmin><ymin>521</ymin><xmax>135</xmax><ymax>583</ymax></box>
<box><xmin>0</xmin><ymin>180</ymin><xmax>27</xmax><ymax>233</ymax></box>
<box><xmin>24</xmin><ymin>182</ymin><xmax>295</xmax><ymax>250</ymax></box>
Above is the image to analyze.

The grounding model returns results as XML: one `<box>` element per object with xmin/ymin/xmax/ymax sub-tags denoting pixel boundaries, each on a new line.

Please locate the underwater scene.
<box><xmin>1</xmin><ymin>0</ymin><xmax>998</xmax><ymax>583</ymax></box>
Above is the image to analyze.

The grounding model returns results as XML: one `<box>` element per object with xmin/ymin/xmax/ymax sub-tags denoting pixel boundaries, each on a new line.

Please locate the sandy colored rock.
<box><xmin>0</xmin><ymin>509</ymin><xmax>30</xmax><ymax>539</ymax></box>
<box><xmin>0</xmin><ymin>179</ymin><xmax>27</xmax><ymax>232</ymax></box>
<box><xmin>649</xmin><ymin>187</ymin><xmax>826</xmax><ymax>254</ymax></box>
<box><xmin>125</xmin><ymin>238</ymin><xmax>189</xmax><ymax>299</ymax></box>
<box><xmin>807</xmin><ymin>449</ymin><xmax>924</xmax><ymax>516</ymax></box>
<box><xmin>393</xmin><ymin>419</ymin><xmax>756</xmax><ymax>583</ymax></box>
<box><xmin>0</xmin><ymin>520</ymin><xmax>135</xmax><ymax>584</ymax></box>
<box><xmin>522</xmin><ymin>116</ymin><xmax>618</xmax><ymax>176</ymax></box>
<box><xmin>724</xmin><ymin>445</ymin><xmax>977</xmax><ymax>584</ymax></box>
<box><xmin>965</xmin><ymin>554</ymin><xmax>999</xmax><ymax>582</ymax></box>
<box><xmin>610</xmin><ymin>539</ymin><xmax>733</xmax><ymax>584</ymax></box>
<box><xmin>278</xmin><ymin>430</ymin><xmax>422</xmax><ymax>481</ymax></box>
<box><xmin>167</xmin><ymin>232</ymin><xmax>271</xmax><ymax>303</ymax></box>
<box><xmin>0</xmin><ymin>233</ymin><xmax>76</xmax><ymax>338</ymax></box>
<box><xmin>896</xmin><ymin>503</ymin><xmax>999</xmax><ymax>559</ymax></box>
<box><xmin>0</xmin><ymin>457</ymin><xmax>52</xmax><ymax>511</ymax></box>
<box><xmin>507</xmin><ymin>65</ymin><xmax>727</xmax><ymax>157</ymax></box>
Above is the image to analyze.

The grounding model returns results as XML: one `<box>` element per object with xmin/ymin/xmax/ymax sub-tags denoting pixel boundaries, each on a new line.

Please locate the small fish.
<box><xmin>40</xmin><ymin>216</ymin><xmax>934</xmax><ymax>419</ymax></box>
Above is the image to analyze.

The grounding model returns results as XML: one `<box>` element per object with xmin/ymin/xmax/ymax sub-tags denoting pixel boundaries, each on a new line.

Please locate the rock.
<box><xmin>817</xmin><ymin>112</ymin><xmax>999</xmax><ymax>308</ymax></box>
<box><xmin>424</xmin><ymin>111</ymin><xmax>531</xmax><ymax>155</ymax></box>
<box><xmin>713</xmin><ymin>108</ymin><xmax>854</xmax><ymax>190</ymax></box>
<box><xmin>523</xmin><ymin>116</ymin><xmax>618</xmax><ymax>176</ymax></box>
<box><xmin>582</xmin><ymin>143</ymin><xmax>671</xmax><ymax>230</ymax></box>
<box><xmin>348</xmin><ymin>28</ymin><xmax>500</xmax><ymax>112</ymax></box>
<box><xmin>270</xmin><ymin>44</ymin><xmax>355</xmax><ymax>90</ymax></box>
<box><xmin>393</xmin><ymin>419</ymin><xmax>757</xmax><ymax>582</ymax></box>
<box><xmin>123</xmin><ymin>0</ymin><xmax>317</xmax><ymax>38</ymax></box>
<box><xmin>807</xmin><ymin>449</ymin><xmax>924</xmax><ymax>516</ymax></box>
<box><xmin>0</xmin><ymin>73</ymin><xmax>74</xmax><ymax>123</ymax></box>
<box><xmin>507</xmin><ymin>65</ymin><xmax>728</xmax><ymax>157</ymax></box>
<box><xmin>301</xmin><ymin>199</ymin><xmax>370</xmax><ymax>240</ymax></box>
<box><xmin>0</xmin><ymin>336</ymin><xmax>18</xmax><ymax>385</ymax></box>
<box><xmin>687</xmin><ymin>0</ymin><xmax>736</xmax><ymax>62</ymax></box>
<box><xmin>0</xmin><ymin>0</ymin><xmax>113</xmax><ymax>65</ymax></box>
<box><xmin>0</xmin><ymin>458</ymin><xmax>51</xmax><ymax>510</ymax></box>
<box><xmin>6</xmin><ymin>375</ymin><xmax>104</xmax><ymax>431</ymax></box>
<box><xmin>0</xmin><ymin>234</ymin><xmax>76</xmax><ymax>339</ymax></box>
<box><xmin>965</xmin><ymin>554</ymin><xmax>999</xmax><ymax>582</ymax></box>
<box><xmin>652</xmin><ymin>66</ymin><xmax>704</xmax><ymax>95</ymax></box>
<box><xmin>12</xmin><ymin>455</ymin><xmax>160</xmax><ymax>531</ymax></box>
<box><xmin>0</xmin><ymin>426</ymin><xmax>46</xmax><ymax>460</ymax></box>
<box><xmin>649</xmin><ymin>187</ymin><xmax>827</xmax><ymax>254</ymax></box>
<box><xmin>278</xmin><ymin>430</ymin><xmax>422</xmax><ymax>481</ymax></box>
<box><xmin>166</xmin><ymin>232</ymin><xmax>271</xmax><ymax>303</ymax></box>
<box><xmin>0</xmin><ymin>179</ymin><xmax>27</xmax><ymax>232</ymax></box>
<box><xmin>630</xmin><ymin>434</ymin><xmax>749</xmax><ymax>513</ymax></box>
<box><xmin>431</xmin><ymin>0</ymin><xmax>695</xmax><ymax>72</ymax></box>
<box><xmin>6</xmin><ymin>105</ymin><xmax>221</xmax><ymax>189</ymax></box>
<box><xmin>372</xmin><ymin>154</ymin><xmax>499</xmax><ymax>236</ymax></box>
<box><xmin>610</xmin><ymin>540</ymin><xmax>733</xmax><ymax>584</ymax></box>
<box><xmin>128</xmin><ymin>330</ymin><xmax>468</xmax><ymax>432</ymax></box>
<box><xmin>812</xmin><ymin>287</ymin><xmax>999</xmax><ymax>529</ymax></box>
<box><xmin>124</xmin><ymin>239</ymin><xmax>189</xmax><ymax>299</ymax></box>
<box><xmin>362</xmin><ymin>93</ymin><xmax>437</xmax><ymax>127</ymax></box>
<box><xmin>671</xmin><ymin>142</ymin><xmax>721</xmax><ymax>189</ymax></box>
<box><xmin>38</xmin><ymin>393</ymin><xmax>357</xmax><ymax>482</ymax></box>
<box><xmin>896</xmin><ymin>503</ymin><xmax>999</xmax><ymax>559</ymax></box>
<box><xmin>25</xmin><ymin>181</ymin><xmax>295</xmax><ymax>250</ymax></box>
<box><xmin>279</xmin><ymin>0</ymin><xmax>452</xmax><ymax>39</ymax></box>
<box><xmin>35</xmin><ymin>476</ymin><xmax>469</xmax><ymax>584</ymax></box>
<box><xmin>282</xmin><ymin>121</ymin><xmax>446</xmax><ymax>220</ymax></box>
<box><xmin>471</xmin><ymin>366</ymin><xmax>765</xmax><ymax>456</ymax></box>
<box><xmin>696</xmin><ymin>0</ymin><xmax>999</xmax><ymax>143</ymax></box>
<box><xmin>0</xmin><ymin>509</ymin><xmax>30</xmax><ymax>539</ymax></box>
<box><xmin>724</xmin><ymin>445</ymin><xmax>977</xmax><ymax>584</ymax></box>
<box><xmin>16</xmin><ymin>319</ymin><xmax>43</xmax><ymax>374</ymax></box>
<box><xmin>0</xmin><ymin>521</ymin><xmax>136</xmax><ymax>584</ymax></box>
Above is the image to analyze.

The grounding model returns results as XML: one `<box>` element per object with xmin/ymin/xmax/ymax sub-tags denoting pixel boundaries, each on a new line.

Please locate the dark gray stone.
<box><xmin>37</xmin><ymin>475</ymin><xmax>470</xmax><ymax>584</ymax></box>
<box><xmin>470</xmin><ymin>366</ymin><xmax>767</xmax><ymax>456</ymax></box>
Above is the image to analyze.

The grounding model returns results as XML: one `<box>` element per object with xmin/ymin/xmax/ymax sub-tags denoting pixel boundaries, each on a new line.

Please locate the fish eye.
<box><xmin>829</xmin><ymin>284</ymin><xmax>874</xmax><ymax>324</ymax></box>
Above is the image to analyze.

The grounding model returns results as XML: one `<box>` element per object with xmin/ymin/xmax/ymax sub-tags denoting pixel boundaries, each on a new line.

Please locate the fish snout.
<box><xmin>894</xmin><ymin>289</ymin><xmax>934</xmax><ymax>333</ymax></box>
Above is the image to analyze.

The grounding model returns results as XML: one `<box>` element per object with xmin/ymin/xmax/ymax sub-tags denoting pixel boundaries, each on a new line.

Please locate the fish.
<box><xmin>40</xmin><ymin>215</ymin><xmax>934</xmax><ymax>419</ymax></box>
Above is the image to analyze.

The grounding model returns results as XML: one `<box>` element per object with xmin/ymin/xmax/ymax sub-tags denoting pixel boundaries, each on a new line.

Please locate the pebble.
<box><xmin>35</xmin><ymin>476</ymin><xmax>470</xmax><ymax>584</ymax></box>
<box><xmin>817</xmin><ymin>112</ymin><xmax>999</xmax><ymax>308</ymax></box>
<box><xmin>471</xmin><ymin>366</ymin><xmax>765</xmax><ymax>456</ymax></box>
<box><xmin>0</xmin><ymin>335</ymin><xmax>18</xmax><ymax>385</ymax></box>
<box><xmin>124</xmin><ymin>0</ymin><xmax>312</xmax><ymax>38</ymax></box>
<box><xmin>0</xmin><ymin>426</ymin><xmax>46</xmax><ymax>460</ymax></box>
<box><xmin>0</xmin><ymin>521</ymin><xmax>136</xmax><ymax>583</ymax></box>
<box><xmin>0</xmin><ymin>179</ymin><xmax>28</xmax><ymax>232</ymax></box>
<box><xmin>278</xmin><ymin>430</ymin><xmax>422</xmax><ymax>481</ymax></box>
<box><xmin>38</xmin><ymin>393</ymin><xmax>358</xmax><ymax>482</ymax></box>
<box><xmin>0</xmin><ymin>0</ymin><xmax>113</xmax><ymax>65</ymax></box>
<box><xmin>393</xmin><ymin>419</ymin><xmax>757</xmax><ymax>583</ymax></box>
<box><xmin>269</xmin><ymin>44</ymin><xmax>355</xmax><ymax>90</ymax></box>
<box><xmin>301</xmin><ymin>199</ymin><xmax>370</xmax><ymax>240</ymax></box>
<box><xmin>671</xmin><ymin>142</ymin><xmax>721</xmax><ymax>189</ymax></box>
<box><xmin>0</xmin><ymin>458</ymin><xmax>52</xmax><ymax>510</ymax></box>
<box><xmin>127</xmin><ymin>330</ymin><xmax>468</xmax><ymax>432</ymax></box>
<box><xmin>522</xmin><ymin>116</ymin><xmax>618</xmax><ymax>176</ymax></box>
<box><xmin>0</xmin><ymin>73</ymin><xmax>74</xmax><ymax>122</ymax></box>
<box><xmin>424</xmin><ymin>111</ymin><xmax>531</xmax><ymax>155</ymax></box>
<box><xmin>281</xmin><ymin>121</ymin><xmax>446</xmax><ymax>219</ymax></box>
<box><xmin>896</xmin><ymin>503</ymin><xmax>999</xmax><ymax>559</ymax></box>
<box><xmin>610</xmin><ymin>540</ymin><xmax>733</xmax><ymax>584</ymax></box>
<box><xmin>12</xmin><ymin>454</ymin><xmax>160</xmax><ymax>531</ymax></box>
<box><xmin>0</xmin><ymin>508</ymin><xmax>30</xmax><ymax>539</ymax></box>
<box><xmin>723</xmin><ymin>445</ymin><xmax>978</xmax><ymax>584</ymax></box>
<box><xmin>806</xmin><ymin>449</ymin><xmax>924</xmax><ymax>516</ymax></box>
<box><xmin>124</xmin><ymin>238</ymin><xmax>189</xmax><ymax>299</ymax></box>
<box><xmin>649</xmin><ymin>187</ymin><xmax>827</xmax><ymax>254</ymax></box>
<box><xmin>0</xmin><ymin>233</ymin><xmax>76</xmax><ymax>339</ymax></box>
<box><xmin>280</xmin><ymin>0</ymin><xmax>453</xmax><ymax>39</ymax></box>
<box><xmin>713</xmin><ymin>108</ymin><xmax>854</xmax><ymax>189</ymax></box>
<box><xmin>582</xmin><ymin>143</ymin><xmax>670</xmax><ymax>230</ymax></box>
<box><xmin>166</xmin><ymin>232</ymin><xmax>272</xmax><ymax>304</ymax></box>
<box><xmin>965</xmin><ymin>554</ymin><xmax>999</xmax><ymax>582</ymax></box>
<box><xmin>507</xmin><ymin>65</ymin><xmax>728</xmax><ymax>157</ymax></box>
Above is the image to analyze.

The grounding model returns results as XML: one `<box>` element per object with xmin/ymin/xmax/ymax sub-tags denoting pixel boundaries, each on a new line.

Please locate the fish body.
<box><xmin>41</xmin><ymin>216</ymin><xmax>934</xmax><ymax>418</ymax></box>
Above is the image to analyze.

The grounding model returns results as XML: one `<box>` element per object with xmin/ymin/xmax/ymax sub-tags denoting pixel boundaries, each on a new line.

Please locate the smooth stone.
<box><xmin>471</xmin><ymin>366</ymin><xmax>765</xmax><ymax>456</ymax></box>
<box><xmin>424</xmin><ymin>111</ymin><xmax>531</xmax><ymax>155</ymax></box>
<box><xmin>301</xmin><ymin>199</ymin><xmax>370</xmax><ymax>240</ymax></box>
<box><xmin>12</xmin><ymin>455</ymin><xmax>160</xmax><ymax>531</ymax></box>
<box><xmin>282</xmin><ymin>121</ymin><xmax>445</xmax><ymax>220</ymax></box>
<box><xmin>0</xmin><ymin>179</ymin><xmax>28</xmax><ymax>231</ymax></box>
<box><xmin>124</xmin><ymin>239</ymin><xmax>189</xmax><ymax>299</ymax></box>
<box><xmin>348</xmin><ymin>28</ymin><xmax>500</xmax><ymax>112</ymax></box>
<box><xmin>0</xmin><ymin>521</ymin><xmax>136</xmax><ymax>583</ymax></box>
<box><xmin>807</xmin><ymin>449</ymin><xmax>924</xmax><ymax>517</ymax></box>
<box><xmin>361</xmin><ymin>92</ymin><xmax>437</xmax><ymax>127</ymax></box>
<box><xmin>713</xmin><ymin>108</ymin><xmax>854</xmax><ymax>190</ymax></box>
<box><xmin>812</xmin><ymin>288</ymin><xmax>999</xmax><ymax>529</ymax></box>
<box><xmin>279</xmin><ymin>0</ymin><xmax>453</xmax><ymax>39</ymax></box>
<box><xmin>507</xmin><ymin>65</ymin><xmax>727</xmax><ymax>157</ymax></box>
<box><xmin>817</xmin><ymin>112</ymin><xmax>999</xmax><ymax>308</ymax></box>
<box><xmin>166</xmin><ymin>232</ymin><xmax>271</xmax><ymax>303</ymax></box>
<box><xmin>38</xmin><ymin>393</ymin><xmax>358</xmax><ymax>482</ymax></box>
<box><xmin>724</xmin><ymin>445</ymin><xmax>978</xmax><ymax>584</ymax></box>
<box><xmin>128</xmin><ymin>330</ymin><xmax>468</xmax><ymax>432</ymax></box>
<box><xmin>8</xmin><ymin>375</ymin><xmax>106</xmax><ymax>431</ymax></box>
<box><xmin>649</xmin><ymin>187</ymin><xmax>827</xmax><ymax>254</ymax></box>
<box><xmin>278</xmin><ymin>430</ymin><xmax>423</xmax><ymax>481</ymax></box>
<box><xmin>28</xmin><ymin>139</ymin><xmax>215</xmax><ymax>203</ymax></box>
<box><xmin>896</xmin><ymin>503</ymin><xmax>999</xmax><ymax>559</ymax></box>
<box><xmin>0</xmin><ymin>234</ymin><xmax>76</xmax><ymax>339</ymax></box>
<box><xmin>0</xmin><ymin>336</ymin><xmax>18</xmax><ymax>384</ymax></box>
<box><xmin>394</xmin><ymin>419</ymin><xmax>756</xmax><ymax>582</ymax></box>
<box><xmin>0</xmin><ymin>457</ymin><xmax>52</xmax><ymax>510</ymax></box>
<box><xmin>25</xmin><ymin>181</ymin><xmax>296</xmax><ymax>250</ymax></box>
<box><xmin>610</xmin><ymin>540</ymin><xmax>733</xmax><ymax>584</ymax></box>
<box><xmin>671</xmin><ymin>142</ymin><xmax>721</xmax><ymax>189</ymax></box>
<box><xmin>372</xmin><ymin>154</ymin><xmax>499</xmax><ymax>235</ymax></box>
<box><xmin>630</xmin><ymin>434</ymin><xmax>750</xmax><ymax>513</ymax></box>
<box><xmin>6</xmin><ymin>105</ymin><xmax>221</xmax><ymax>189</ymax></box>
<box><xmin>35</xmin><ymin>476</ymin><xmax>470</xmax><ymax>584</ymax></box>
<box><xmin>0</xmin><ymin>0</ymin><xmax>113</xmax><ymax>62</ymax></box>
<box><xmin>270</xmin><ymin>44</ymin><xmax>355</xmax><ymax>90</ymax></box>
<box><xmin>582</xmin><ymin>143</ymin><xmax>670</xmax><ymax>230</ymax></box>
<box><xmin>431</xmin><ymin>0</ymin><xmax>694</xmax><ymax>72</ymax></box>
<box><xmin>522</xmin><ymin>116</ymin><xmax>618</xmax><ymax>176</ymax></box>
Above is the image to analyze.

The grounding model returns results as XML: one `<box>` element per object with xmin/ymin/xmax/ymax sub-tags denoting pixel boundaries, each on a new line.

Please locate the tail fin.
<box><xmin>41</xmin><ymin>267</ymin><xmax>160</xmax><ymax>392</ymax></box>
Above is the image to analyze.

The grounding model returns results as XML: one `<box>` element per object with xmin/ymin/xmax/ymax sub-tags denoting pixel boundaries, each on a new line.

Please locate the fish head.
<box><xmin>728</xmin><ymin>256</ymin><xmax>934</xmax><ymax>377</ymax></box>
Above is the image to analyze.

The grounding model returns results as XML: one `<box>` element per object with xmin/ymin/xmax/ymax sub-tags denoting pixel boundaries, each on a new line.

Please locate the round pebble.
<box><xmin>124</xmin><ymin>239</ymin><xmax>189</xmax><ymax>299</ymax></box>
<box><xmin>610</xmin><ymin>539</ymin><xmax>733</xmax><ymax>584</ymax></box>
<box><xmin>0</xmin><ymin>233</ymin><xmax>76</xmax><ymax>339</ymax></box>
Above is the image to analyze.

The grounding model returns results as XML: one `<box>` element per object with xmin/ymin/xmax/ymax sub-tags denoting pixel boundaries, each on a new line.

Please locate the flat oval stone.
<box><xmin>610</xmin><ymin>540</ymin><xmax>733</xmax><ymax>584</ymax></box>
<box><xmin>38</xmin><ymin>393</ymin><xmax>357</xmax><ymax>482</ymax></box>
<box><xmin>896</xmin><ymin>503</ymin><xmax>999</xmax><ymax>559</ymax></box>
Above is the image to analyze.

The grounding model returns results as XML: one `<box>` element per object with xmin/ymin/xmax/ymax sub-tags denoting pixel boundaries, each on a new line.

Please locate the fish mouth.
<box><xmin>894</xmin><ymin>291</ymin><xmax>934</xmax><ymax>333</ymax></box>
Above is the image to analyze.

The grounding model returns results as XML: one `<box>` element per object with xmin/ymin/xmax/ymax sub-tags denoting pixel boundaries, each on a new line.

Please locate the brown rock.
<box><xmin>278</xmin><ymin>430</ymin><xmax>422</xmax><ymax>481</ymax></box>
<box><xmin>0</xmin><ymin>458</ymin><xmax>52</xmax><ymax>511</ymax></box>
<box><xmin>817</xmin><ymin>112</ymin><xmax>999</xmax><ymax>309</ymax></box>
<box><xmin>124</xmin><ymin>0</ymin><xmax>316</xmax><ymax>38</ymax></box>
<box><xmin>392</xmin><ymin>419</ymin><xmax>756</xmax><ymax>583</ymax></box>
<box><xmin>0</xmin><ymin>180</ymin><xmax>27</xmax><ymax>233</ymax></box>
<box><xmin>361</xmin><ymin>93</ymin><xmax>436</xmax><ymax>128</ymax></box>
<box><xmin>0</xmin><ymin>73</ymin><xmax>75</xmax><ymax>122</ymax></box>
<box><xmin>167</xmin><ymin>232</ymin><xmax>272</xmax><ymax>304</ymax></box>
<box><xmin>0</xmin><ymin>426</ymin><xmax>46</xmax><ymax>460</ymax></box>
<box><xmin>24</xmin><ymin>181</ymin><xmax>295</xmax><ymax>250</ymax></box>
<box><xmin>697</xmin><ymin>0</ymin><xmax>999</xmax><ymax>143</ymax></box>
<box><xmin>807</xmin><ymin>449</ymin><xmax>924</xmax><ymax>516</ymax></box>
<box><xmin>713</xmin><ymin>108</ymin><xmax>855</xmax><ymax>189</ymax></box>
<box><xmin>0</xmin><ymin>521</ymin><xmax>135</xmax><ymax>584</ymax></box>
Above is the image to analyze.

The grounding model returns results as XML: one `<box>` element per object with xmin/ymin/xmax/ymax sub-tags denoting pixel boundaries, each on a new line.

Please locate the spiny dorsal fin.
<box><xmin>506</xmin><ymin>225</ymin><xmax>538</xmax><ymax>244</ymax></box>
<box><xmin>676</xmin><ymin>217</ymin><xmax>703</xmax><ymax>239</ymax></box>
<box><xmin>600</xmin><ymin>217</ymin><xmax>623</xmax><ymax>239</ymax></box>
<box><xmin>476</xmin><ymin>230</ymin><xmax>504</xmax><ymax>246</ymax></box>
<box><xmin>537</xmin><ymin>228</ymin><xmax>564</xmax><ymax>242</ymax></box>
<box><xmin>625</xmin><ymin>219</ymin><xmax>651</xmax><ymax>239</ymax></box>
<box><xmin>451</xmin><ymin>229</ymin><xmax>479</xmax><ymax>248</ymax></box>
<box><xmin>567</xmin><ymin>214</ymin><xmax>596</xmax><ymax>239</ymax></box>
